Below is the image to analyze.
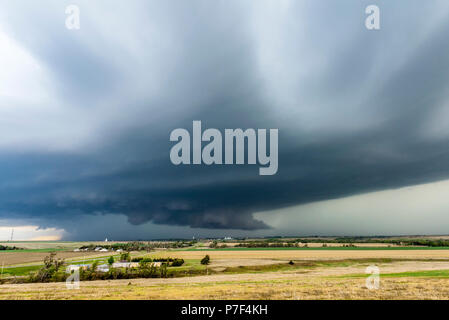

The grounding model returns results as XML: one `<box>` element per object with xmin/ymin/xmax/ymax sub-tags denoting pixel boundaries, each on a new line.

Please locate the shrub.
<box><xmin>120</xmin><ymin>252</ymin><xmax>131</xmax><ymax>262</ymax></box>
<box><xmin>108</xmin><ymin>256</ymin><xmax>115</xmax><ymax>265</ymax></box>
<box><xmin>171</xmin><ymin>258</ymin><xmax>184</xmax><ymax>267</ymax></box>
<box><xmin>159</xmin><ymin>264</ymin><xmax>168</xmax><ymax>277</ymax></box>
<box><xmin>131</xmin><ymin>257</ymin><xmax>144</xmax><ymax>262</ymax></box>
<box><xmin>138</xmin><ymin>263</ymin><xmax>157</xmax><ymax>277</ymax></box>
<box><xmin>200</xmin><ymin>255</ymin><xmax>210</xmax><ymax>265</ymax></box>
<box><xmin>0</xmin><ymin>245</ymin><xmax>21</xmax><ymax>251</ymax></box>
<box><xmin>153</xmin><ymin>258</ymin><xmax>174</xmax><ymax>262</ymax></box>
<box><xmin>209</xmin><ymin>241</ymin><xmax>218</xmax><ymax>248</ymax></box>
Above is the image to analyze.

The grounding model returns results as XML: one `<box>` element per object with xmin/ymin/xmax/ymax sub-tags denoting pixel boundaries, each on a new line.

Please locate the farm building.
<box><xmin>65</xmin><ymin>264</ymin><xmax>90</xmax><ymax>273</ymax></box>
<box><xmin>112</xmin><ymin>262</ymin><xmax>140</xmax><ymax>268</ymax></box>
<box><xmin>96</xmin><ymin>264</ymin><xmax>110</xmax><ymax>272</ymax></box>
<box><xmin>65</xmin><ymin>261</ymin><xmax>161</xmax><ymax>274</ymax></box>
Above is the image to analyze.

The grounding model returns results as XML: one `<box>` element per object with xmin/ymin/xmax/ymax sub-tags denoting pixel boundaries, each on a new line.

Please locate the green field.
<box><xmin>1</xmin><ymin>265</ymin><xmax>41</xmax><ymax>277</ymax></box>
<box><xmin>344</xmin><ymin>269</ymin><xmax>449</xmax><ymax>279</ymax></box>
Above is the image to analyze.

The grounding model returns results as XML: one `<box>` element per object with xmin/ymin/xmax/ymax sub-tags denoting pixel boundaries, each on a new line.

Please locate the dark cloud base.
<box><xmin>1</xmin><ymin>1</ymin><xmax>449</xmax><ymax>237</ymax></box>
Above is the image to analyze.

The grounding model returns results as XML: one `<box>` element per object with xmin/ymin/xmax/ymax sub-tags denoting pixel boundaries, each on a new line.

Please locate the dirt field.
<box><xmin>156</xmin><ymin>249</ymin><xmax>449</xmax><ymax>261</ymax></box>
<box><xmin>297</xmin><ymin>243</ymin><xmax>397</xmax><ymax>247</ymax></box>
<box><xmin>4</xmin><ymin>248</ymin><xmax>448</xmax><ymax>267</ymax></box>
<box><xmin>0</xmin><ymin>241</ymin><xmax>125</xmax><ymax>250</ymax></box>
<box><xmin>0</xmin><ymin>251</ymin><xmax>113</xmax><ymax>266</ymax></box>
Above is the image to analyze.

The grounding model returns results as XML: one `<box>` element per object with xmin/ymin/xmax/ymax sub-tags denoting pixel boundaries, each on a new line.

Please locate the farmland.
<box><xmin>2</xmin><ymin>238</ymin><xmax>449</xmax><ymax>299</ymax></box>
<box><xmin>0</xmin><ymin>251</ymin><xmax>113</xmax><ymax>266</ymax></box>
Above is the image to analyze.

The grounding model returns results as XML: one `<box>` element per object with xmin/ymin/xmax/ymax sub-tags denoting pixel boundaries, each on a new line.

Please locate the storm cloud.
<box><xmin>1</xmin><ymin>0</ymin><xmax>449</xmax><ymax>238</ymax></box>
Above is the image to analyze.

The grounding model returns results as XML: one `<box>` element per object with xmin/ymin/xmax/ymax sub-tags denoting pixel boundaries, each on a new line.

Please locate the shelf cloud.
<box><xmin>1</xmin><ymin>1</ymin><xmax>449</xmax><ymax>239</ymax></box>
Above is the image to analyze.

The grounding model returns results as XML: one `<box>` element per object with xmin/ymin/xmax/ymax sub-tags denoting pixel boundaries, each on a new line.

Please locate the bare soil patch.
<box><xmin>161</xmin><ymin>249</ymin><xmax>449</xmax><ymax>261</ymax></box>
<box><xmin>0</xmin><ymin>251</ymin><xmax>112</xmax><ymax>266</ymax></box>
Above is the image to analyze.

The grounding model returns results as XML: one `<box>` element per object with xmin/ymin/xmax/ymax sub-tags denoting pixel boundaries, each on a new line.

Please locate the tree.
<box><xmin>108</xmin><ymin>256</ymin><xmax>115</xmax><ymax>265</ymax></box>
<box><xmin>44</xmin><ymin>252</ymin><xmax>64</xmax><ymax>270</ymax></box>
<box><xmin>120</xmin><ymin>252</ymin><xmax>131</xmax><ymax>262</ymax></box>
<box><xmin>171</xmin><ymin>258</ymin><xmax>184</xmax><ymax>267</ymax></box>
<box><xmin>200</xmin><ymin>255</ymin><xmax>210</xmax><ymax>265</ymax></box>
<box><xmin>209</xmin><ymin>241</ymin><xmax>218</xmax><ymax>248</ymax></box>
<box><xmin>30</xmin><ymin>252</ymin><xmax>65</xmax><ymax>283</ymax></box>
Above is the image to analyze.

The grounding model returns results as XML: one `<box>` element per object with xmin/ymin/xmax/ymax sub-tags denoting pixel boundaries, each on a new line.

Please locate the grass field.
<box><xmin>0</xmin><ymin>251</ymin><xmax>114</xmax><ymax>266</ymax></box>
<box><xmin>2</xmin><ymin>240</ymin><xmax>449</xmax><ymax>299</ymax></box>
<box><xmin>3</xmin><ymin>262</ymin><xmax>449</xmax><ymax>299</ymax></box>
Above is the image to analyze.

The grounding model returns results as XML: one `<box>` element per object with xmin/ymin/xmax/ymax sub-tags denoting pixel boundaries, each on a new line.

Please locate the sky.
<box><xmin>1</xmin><ymin>0</ymin><xmax>449</xmax><ymax>240</ymax></box>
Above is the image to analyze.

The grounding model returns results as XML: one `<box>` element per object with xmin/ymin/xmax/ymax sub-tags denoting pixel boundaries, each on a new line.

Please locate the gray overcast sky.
<box><xmin>1</xmin><ymin>1</ymin><xmax>449</xmax><ymax>240</ymax></box>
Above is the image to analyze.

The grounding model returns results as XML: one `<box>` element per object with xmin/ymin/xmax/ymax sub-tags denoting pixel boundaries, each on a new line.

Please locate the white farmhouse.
<box><xmin>96</xmin><ymin>264</ymin><xmax>110</xmax><ymax>272</ymax></box>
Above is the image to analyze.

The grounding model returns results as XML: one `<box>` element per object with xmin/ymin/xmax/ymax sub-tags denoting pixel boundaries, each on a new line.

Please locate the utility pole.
<box><xmin>9</xmin><ymin>229</ymin><xmax>13</xmax><ymax>242</ymax></box>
